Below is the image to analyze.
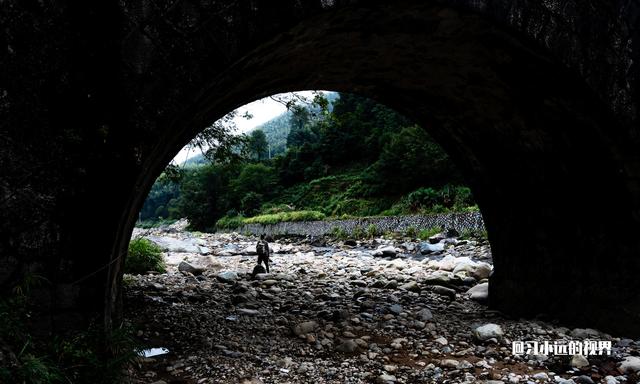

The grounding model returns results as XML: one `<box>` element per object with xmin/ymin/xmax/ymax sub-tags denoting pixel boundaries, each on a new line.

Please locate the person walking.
<box><xmin>256</xmin><ymin>234</ymin><xmax>270</xmax><ymax>274</ymax></box>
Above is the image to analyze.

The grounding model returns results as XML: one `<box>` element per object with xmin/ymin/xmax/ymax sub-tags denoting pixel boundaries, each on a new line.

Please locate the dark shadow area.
<box><xmin>1</xmin><ymin>1</ymin><xmax>639</xmax><ymax>382</ymax></box>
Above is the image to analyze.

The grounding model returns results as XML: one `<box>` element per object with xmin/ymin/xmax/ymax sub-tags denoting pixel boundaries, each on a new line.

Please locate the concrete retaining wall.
<box><xmin>233</xmin><ymin>211</ymin><xmax>485</xmax><ymax>237</ymax></box>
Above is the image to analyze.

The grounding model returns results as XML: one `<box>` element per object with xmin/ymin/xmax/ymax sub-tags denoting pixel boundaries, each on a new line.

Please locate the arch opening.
<box><xmin>123</xmin><ymin>90</ymin><xmax>494</xmax><ymax>383</ymax></box>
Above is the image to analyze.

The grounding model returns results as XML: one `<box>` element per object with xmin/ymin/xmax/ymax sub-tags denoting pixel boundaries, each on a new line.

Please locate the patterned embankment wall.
<box><xmin>234</xmin><ymin>212</ymin><xmax>485</xmax><ymax>237</ymax></box>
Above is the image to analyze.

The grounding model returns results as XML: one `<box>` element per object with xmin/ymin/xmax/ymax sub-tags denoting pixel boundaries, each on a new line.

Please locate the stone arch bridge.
<box><xmin>0</xmin><ymin>0</ymin><xmax>639</xmax><ymax>336</ymax></box>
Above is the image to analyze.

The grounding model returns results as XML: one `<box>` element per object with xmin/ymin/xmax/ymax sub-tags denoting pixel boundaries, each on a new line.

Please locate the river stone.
<box><xmin>388</xmin><ymin>304</ymin><xmax>403</xmax><ymax>315</ymax></box>
<box><xmin>373</xmin><ymin>246</ymin><xmax>397</xmax><ymax>257</ymax></box>
<box><xmin>376</xmin><ymin>374</ymin><xmax>396</xmax><ymax>383</ymax></box>
<box><xmin>336</xmin><ymin>339</ymin><xmax>358</xmax><ymax>353</ymax></box>
<box><xmin>216</xmin><ymin>271</ymin><xmax>238</xmax><ymax>283</ymax></box>
<box><xmin>470</xmin><ymin>262</ymin><xmax>492</xmax><ymax>280</ymax></box>
<box><xmin>293</xmin><ymin>321</ymin><xmax>318</xmax><ymax>336</ymax></box>
<box><xmin>452</xmin><ymin>259</ymin><xmax>477</xmax><ymax>274</ymax></box>
<box><xmin>400</xmin><ymin>280</ymin><xmax>420</xmax><ymax>292</ymax></box>
<box><xmin>434</xmin><ymin>337</ymin><xmax>448</xmax><ymax>345</ymax></box>
<box><xmin>422</xmin><ymin>271</ymin><xmax>456</xmax><ymax>287</ymax></box>
<box><xmin>569</xmin><ymin>328</ymin><xmax>600</xmax><ymax>338</ymax></box>
<box><xmin>416</xmin><ymin>308</ymin><xmax>433</xmax><ymax>321</ymax></box>
<box><xmin>387</xmin><ymin>258</ymin><xmax>408</xmax><ymax>270</ymax></box>
<box><xmin>178</xmin><ymin>261</ymin><xmax>204</xmax><ymax>275</ymax></box>
<box><xmin>432</xmin><ymin>285</ymin><xmax>456</xmax><ymax>299</ymax></box>
<box><xmin>571</xmin><ymin>354</ymin><xmax>589</xmax><ymax>368</ymax></box>
<box><xmin>237</xmin><ymin>308</ymin><xmax>260</xmax><ymax>316</ymax></box>
<box><xmin>147</xmin><ymin>236</ymin><xmax>209</xmax><ymax>254</ymax></box>
<box><xmin>619</xmin><ymin>356</ymin><xmax>640</xmax><ymax>373</ymax></box>
<box><xmin>532</xmin><ymin>372</ymin><xmax>549</xmax><ymax>380</ymax></box>
<box><xmin>467</xmin><ymin>282</ymin><xmax>488</xmax><ymax>303</ymax></box>
<box><xmin>473</xmin><ymin>323</ymin><xmax>504</xmax><ymax>341</ymax></box>
<box><xmin>440</xmin><ymin>359</ymin><xmax>458</xmax><ymax>368</ymax></box>
<box><xmin>419</xmin><ymin>242</ymin><xmax>444</xmax><ymax>254</ymax></box>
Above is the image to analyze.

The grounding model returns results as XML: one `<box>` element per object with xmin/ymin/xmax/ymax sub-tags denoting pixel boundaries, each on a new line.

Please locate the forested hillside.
<box><xmin>253</xmin><ymin>92</ymin><xmax>339</xmax><ymax>157</ymax></box>
<box><xmin>139</xmin><ymin>93</ymin><xmax>476</xmax><ymax>231</ymax></box>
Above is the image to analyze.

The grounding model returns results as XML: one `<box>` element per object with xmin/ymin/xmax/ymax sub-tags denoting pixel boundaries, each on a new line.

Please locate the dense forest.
<box><xmin>139</xmin><ymin>92</ymin><xmax>476</xmax><ymax>231</ymax></box>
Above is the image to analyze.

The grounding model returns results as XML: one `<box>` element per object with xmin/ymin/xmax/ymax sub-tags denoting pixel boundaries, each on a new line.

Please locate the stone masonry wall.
<box><xmin>234</xmin><ymin>211</ymin><xmax>485</xmax><ymax>237</ymax></box>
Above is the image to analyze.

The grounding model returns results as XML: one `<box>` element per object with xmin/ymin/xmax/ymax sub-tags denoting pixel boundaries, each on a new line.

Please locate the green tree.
<box><xmin>366</xmin><ymin>125</ymin><xmax>461</xmax><ymax>195</ymax></box>
<box><xmin>231</xmin><ymin>163</ymin><xmax>277</xmax><ymax>200</ymax></box>
<box><xmin>241</xmin><ymin>191</ymin><xmax>264</xmax><ymax>216</ymax></box>
<box><xmin>248</xmin><ymin>129</ymin><xmax>269</xmax><ymax>160</ymax></box>
<box><xmin>286</xmin><ymin>106</ymin><xmax>318</xmax><ymax>148</ymax></box>
<box><xmin>139</xmin><ymin>173</ymin><xmax>181</xmax><ymax>221</ymax></box>
<box><xmin>177</xmin><ymin>164</ymin><xmax>238</xmax><ymax>230</ymax></box>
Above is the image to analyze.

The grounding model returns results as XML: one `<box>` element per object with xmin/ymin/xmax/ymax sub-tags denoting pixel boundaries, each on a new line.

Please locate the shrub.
<box><xmin>262</xmin><ymin>204</ymin><xmax>295</xmax><ymax>214</ymax></box>
<box><xmin>460</xmin><ymin>228</ymin><xmax>488</xmax><ymax>240</ymax></box>
<box><xmin>329</xmin><ymin>226</ymin><xmax>348</xmax><ymax>240</ymax></box>
<box><xmin>244</xmin><ymin>210</ymin><xmax>325</xmax><ymax>225</ymax></box>
<box><xmin>216</xmin><ymin>215</ymin><xmax>246</xmax><ymax>230</ymax></box>
<box><xmin>352</xmin><ymin>225</ymin><xmax>365</xmax><ymax>239</ymax></box>
<box><xmin>406</xmin><ymin>187</ymin><xmax>439</xmax><ymax>211</ymax></box>
<box><xmin>405</xmin><ymin>226</ymin><xmax>418</xmax><ymax>238</ymax></box>
<box><xmin>418</xmin><ymin>227</ymin><xmax>442</xmax><ymax>240</ymax></box>
<box><xmin>0</xmin><ymin>275</ymin><xmax>141</xmax><ymax>384</ymax></box>
<box><xmin>366</xmin><ymin>224</ymin><xmax>378</xmax><ymax>238</ymax></box>
<box><xmin>125</xmin><ymin>238</ymin><xmax>166</xmax><ymax>274</ymax></box>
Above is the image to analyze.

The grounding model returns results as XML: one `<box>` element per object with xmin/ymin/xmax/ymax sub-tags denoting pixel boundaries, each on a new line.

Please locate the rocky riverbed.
<box><xmin>124</xmin><ymin>225</ymin><xmax>640</xmax><ymax>384</ymax></box>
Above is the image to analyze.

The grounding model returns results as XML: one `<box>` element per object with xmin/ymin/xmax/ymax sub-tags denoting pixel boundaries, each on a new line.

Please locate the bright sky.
<box><xmin>173</xmin><ymin>91</ymin><xmax>320</xmax><ymax>164</ymax></box>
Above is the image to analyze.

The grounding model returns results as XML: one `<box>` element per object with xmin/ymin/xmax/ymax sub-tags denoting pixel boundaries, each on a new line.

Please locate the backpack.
<box><xmin>256</xmin><ymin>240</ymin><xmax>266</xmax><ymax>256</ymax></box>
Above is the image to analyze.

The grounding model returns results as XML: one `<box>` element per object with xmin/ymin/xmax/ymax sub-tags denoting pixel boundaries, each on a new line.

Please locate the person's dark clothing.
<box><xmin>256</xmin><ymin>239</ymin><xmax>270</xmax><ymax>273</ymax></box>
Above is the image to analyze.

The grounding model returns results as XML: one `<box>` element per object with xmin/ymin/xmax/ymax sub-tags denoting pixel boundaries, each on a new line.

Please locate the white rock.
<box><xmin>470</xmin><ymin>262</ymin><xmax>492</xmax><ymax>280</ymax></box>
<box><xmin>604</xmin><ymin>376</ymin><xmax>619</xmax><ymax>384</ymax></box>
<box><xmin>467</xmin><ymin>282</ymin><xmax>489</xmax><ymax>302</ymax></box>
<box><xmin>387</xmin><ymin>258</ymin><xmax>408</xmax><ymax>270</ymax></box>
<box><xmin>373</xmin><ymin>246</ymin><xmax>397</xmax><ymax>257</ymax></box>
<box><xmin>376</xmin><ymin>374</ymin><xmax>396</xmax><ymax>383</ymax></box>
<box><xmin>420</xmin><ymin>242</ymin><xmax>445</xmax><ymax>255</ymax></box>
<box><xmin>473</xmin><ymin>323</ymin><xmax>504</xmax><ymax>341</ymax></box>
<box><xmin>440</xmin><ymin>359</ymin><xmax>458</xmax><ymax>368</ymax></box>
<box><xmin>147</xmin><ymin>236</ymin><xmax>209</xmax><ymax>254</ymax></box>
<box><xmin>532</xmin><ymin>372</ymin><xmax>549</xmax><ymax>380</ymax></box>
<box><xmin>237</xmin><ymin>308</ymin><xmax>259</xmax><ymax>316</ymax></box>
<box><xmin>570</xmin><ymin>354</ymin><xmax>589</xmax><ymax>368</ymax></box>
<box><xmin>434</xmin><ymin>337</ymin><xmax>448</xmax><ymax>345</ymax></box>
<box><xmin>619</xmin><ymin>356</ymin><xmax>640</xmax><ymax>373</ymax></box>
